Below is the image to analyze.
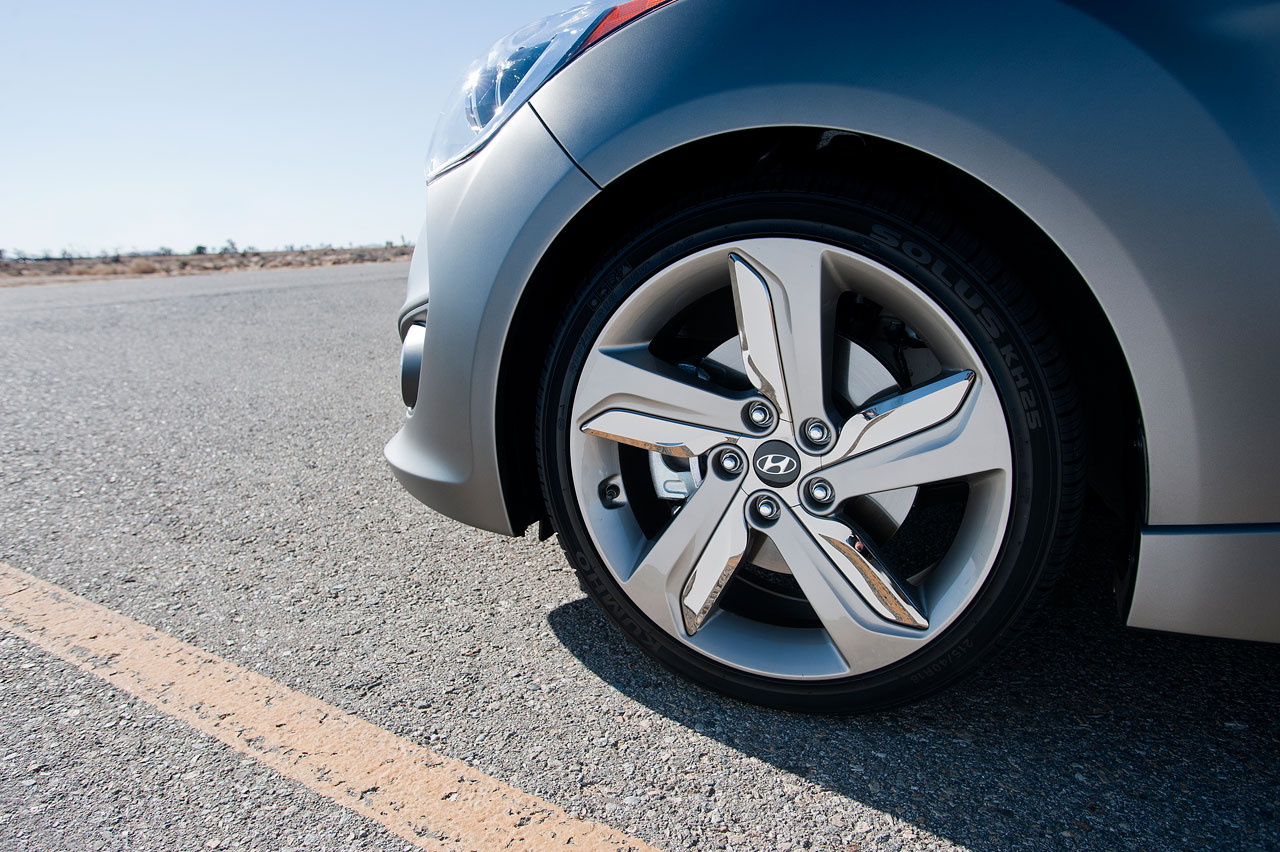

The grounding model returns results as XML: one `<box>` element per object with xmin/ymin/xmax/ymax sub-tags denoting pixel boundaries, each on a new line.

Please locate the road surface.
<box><xmin>1</xmin><ymin>264</ymin><xmax>1275</xmax><ymax>852</ymax></box>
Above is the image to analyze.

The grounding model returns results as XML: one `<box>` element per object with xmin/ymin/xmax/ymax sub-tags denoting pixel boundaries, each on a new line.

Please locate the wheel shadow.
<box><xmin>546</xmin><ymin>504</ymin><xmax>1280</xmax><ymax>852</ymax></box>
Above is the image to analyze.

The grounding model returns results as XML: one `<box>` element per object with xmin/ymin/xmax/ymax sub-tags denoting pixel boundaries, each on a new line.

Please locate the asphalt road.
<box><xmin>1</xmin><ymin>264</ymin><xmax>1276</xmax><ymax>852</ymax></box>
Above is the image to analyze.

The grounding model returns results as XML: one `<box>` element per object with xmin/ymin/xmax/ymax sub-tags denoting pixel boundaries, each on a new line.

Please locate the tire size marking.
<box><xmin>908</xmin><ymin>637</ymin><xmax>974</xmax><ymax>683</ymax></box>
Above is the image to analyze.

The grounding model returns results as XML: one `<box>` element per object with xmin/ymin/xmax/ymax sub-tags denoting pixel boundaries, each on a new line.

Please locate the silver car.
<box><xmin>387</xmin><ymin>0</ymin><xmax>1280</xmax><ymax>711</ymax></box>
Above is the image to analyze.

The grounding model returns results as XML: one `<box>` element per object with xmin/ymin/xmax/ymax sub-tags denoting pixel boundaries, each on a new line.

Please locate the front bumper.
<box><xmin>385</xmin><ymin>105</ymin><xmax>597</xmax><ymax>534</ymax></box>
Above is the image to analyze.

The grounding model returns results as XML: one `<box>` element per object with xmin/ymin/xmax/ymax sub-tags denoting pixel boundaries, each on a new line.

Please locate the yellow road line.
<box><xmin>0</xmin><ymin>563</ymin><xmax>659</xmax><ymax>852</ymax></box>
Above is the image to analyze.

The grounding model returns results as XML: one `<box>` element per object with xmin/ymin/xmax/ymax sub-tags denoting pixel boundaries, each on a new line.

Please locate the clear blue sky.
<box><xmin>1</xmin><ymin>0</ymin><xmax>566</xmax><ymax>257</ymax></box>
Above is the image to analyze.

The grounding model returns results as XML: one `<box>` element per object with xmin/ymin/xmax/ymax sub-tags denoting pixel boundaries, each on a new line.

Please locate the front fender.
<box><xmin>532</xmin><ymin>0</ymin><xmax>1280</xmax><ymax>526</ymax></box>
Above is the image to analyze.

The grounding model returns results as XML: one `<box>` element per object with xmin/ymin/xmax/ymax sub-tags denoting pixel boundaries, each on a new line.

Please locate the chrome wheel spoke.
<box><xmin>765</xmin><ymin>506</ymin><xmax>922</xmax><ymax>669</ymax></box>
<box><xmin>729</xmin><ymin>253</ymin><xmax>791</xmax><ymax>420</ymax></box>
<box><xmin>820</xmin><ymin>376</ymin><xmax>1010</xmax><ymax>500</ymax></box>
<box><xmin>581</xmin><ymin>409</ymin><xmax>738</xmax><ymax>458</ymax></box>
<box><xmin>621</xmin><ymin>469</ymin><xmax>746</xmax><ymax>634</ymax></box>
<box><xmin>574</xmin><ymin>344</ymin><xmax>748</xmax><ymax>440</ymax></box>
<box><xmin>828</xmin><ymin>370</ymin><xmax>976</xmax><ymax>461</ymax></box>
<box><xmin>728</xmin><ymin>245</ymin><xmax>835</xmax><ymax>435</ymax></box>
<box><xmin>679</xmin><ymin>494</ymin><xmax>750</xmax><ymax>635</ymax></box>
<box><xmin>798</xmin><ymin>514</ymin><xmax>927</xmax><ymax>629</ymax></box>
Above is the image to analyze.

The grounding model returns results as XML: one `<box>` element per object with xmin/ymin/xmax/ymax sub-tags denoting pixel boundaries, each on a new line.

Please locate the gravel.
<box><xmin>1</xmin><ymin>264</ymin><xmax>1276</xmax><ymax>852</ymax></box>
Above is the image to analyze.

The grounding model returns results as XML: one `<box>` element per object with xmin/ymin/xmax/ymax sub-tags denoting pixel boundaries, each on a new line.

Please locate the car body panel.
<box><xmin>386</xmin><ymin>105</ymin><xmax>597</xmax><ymax>534</ymax></box>
<box><xmin>1130</xmin><ymin>526</ymin><xmax>1280</xmax><ymax>641</ymax></box>
<box><xmin>531</xmin><ymin>0</ymin><xmax>1280</xmax><ymax>527</ymax></box>
<box><xmin>389</xmin><ymin>0</ymin><xmax>1280</xmax><ymax>640</ymax></box>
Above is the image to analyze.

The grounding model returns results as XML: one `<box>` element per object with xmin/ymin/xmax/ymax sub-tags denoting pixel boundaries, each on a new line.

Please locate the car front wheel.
<box><xmin>537</xmin><ymin>177</ymin><xmax>1083</xmax><ymax>712</ymax></box>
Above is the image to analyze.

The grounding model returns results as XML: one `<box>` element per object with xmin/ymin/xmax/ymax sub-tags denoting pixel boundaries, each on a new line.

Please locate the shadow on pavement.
<box><xmin>547</xmin><ymin>504</ymin><xmax>1279</xmax><ymax>852</ymax></box>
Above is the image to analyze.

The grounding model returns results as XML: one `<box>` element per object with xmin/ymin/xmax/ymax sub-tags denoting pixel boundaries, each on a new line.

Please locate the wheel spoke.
<box><xmin>620</xmin><ymin>468</ymin><xmax>746</xmax><ymax>635</ymax></box>
<box><xmin>574</xmin><ymin>344</ymin><xmax>749</xmax><ymax>440</ymax></box>
<box><xmin>828</xmin><ymin>370</ymin><xmax>975</xmax><ymax>461</ymax></box>
<box><xmin>678</xmin><ymin>495</ymin><xmax>750</xmax><ymax>635</ymax></box>
<box><xmin>728</xmin><ymin>247</ymin><xmax>837</xmax><ymax>433</ymax></box>
<box><xmin>796</xmin><ymin>514</ymin><xmax>927</xmax><ymax>628</ymax></box>
<box><xmin>581</xmin><ymin>409</ymin><xmax>738</xmax><ymax>458</ymax></box>
<box><xmin>729</xmin><ymin>253</ymin><xmax>790</xmax><ymax>420</ymax></box>
<box><xmin>764</xmin><ymin>506</ymin><xmax>924</xmax><ymax>670</ymax></box>
<box><xmin>819</xmin><ymin>375</ymin><xmax>1010</xmax><ymax>500</ymax></box>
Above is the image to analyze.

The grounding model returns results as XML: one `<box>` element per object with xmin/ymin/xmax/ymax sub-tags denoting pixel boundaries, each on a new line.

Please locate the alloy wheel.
<box><xmin>567</xmin><ymin>238</ymin><xmax>1014</xmax><ymax>679</ymax></box>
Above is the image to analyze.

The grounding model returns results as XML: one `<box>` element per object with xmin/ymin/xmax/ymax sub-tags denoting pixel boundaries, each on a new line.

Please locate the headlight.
<box><xmin>426</xmin><ymin>0</ymin><xmax>678</xmax><ymax>182</ymax></box>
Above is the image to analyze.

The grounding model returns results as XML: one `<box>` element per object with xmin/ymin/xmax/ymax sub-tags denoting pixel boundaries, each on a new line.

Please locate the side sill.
<box><xmin>1127</xmin><ymin>524</ymin><xmax>1280</xmax><ymax>643</ymax></box>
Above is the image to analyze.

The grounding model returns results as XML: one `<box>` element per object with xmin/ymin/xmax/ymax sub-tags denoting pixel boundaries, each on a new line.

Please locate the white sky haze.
<box><xmin>2</xmin><ymin>0</ymin><xmax>565</xmax><ymax>256</ymax></box>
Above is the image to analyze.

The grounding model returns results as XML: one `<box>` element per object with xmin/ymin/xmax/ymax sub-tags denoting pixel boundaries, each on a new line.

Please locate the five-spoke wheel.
<box><xmin>539</xmin><ymin>185</ymin><xmax>1080</xmax><ymax>711</ymax></box>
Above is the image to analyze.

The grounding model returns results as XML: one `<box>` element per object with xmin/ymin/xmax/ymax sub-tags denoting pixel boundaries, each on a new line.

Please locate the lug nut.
<box><xmin>803</xmin><ymin>418</ymin><xmax>831</xmax><ymax>447</ymax></box>
<box><xmin>744</xmin><ymin>401</ymin><xmax>774</xmax><ymax>430</ymax></box>
<box><xmin>717</xmin><ymin>449</ymin><xmax>744</xmax><ymax>476</ymax></box>
<box><xmin>807</xmin><ymin>478</ymin><xmax>834</xmax><ymax>505</ymax></box>
<box><xmin>753</xmin><ymin>495</ymin><xmax>780</xmax><ymax>520</ymax></box>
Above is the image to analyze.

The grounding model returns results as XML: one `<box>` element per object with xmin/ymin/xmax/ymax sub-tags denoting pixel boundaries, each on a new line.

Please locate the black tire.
<box><xmin>536</xmin><ymin>174</ymin><xmax>1083</xmax><ymax>713</ymax></box>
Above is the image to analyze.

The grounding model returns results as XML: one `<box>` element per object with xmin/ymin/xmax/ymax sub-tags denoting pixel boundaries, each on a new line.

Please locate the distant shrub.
<box><xmin>193</xmin><ymin>245</ymin><xmax>208</xmax><ymax>255</ymax></box>
<box><xmin>129</xmin><ymin>259</ymin><xmax>158</xmax><ymax>274</ymax></box>
<box><xmin>73</xmin><ymin>263</ymin><xmax>117</xmax><ymax>276</ymax></box>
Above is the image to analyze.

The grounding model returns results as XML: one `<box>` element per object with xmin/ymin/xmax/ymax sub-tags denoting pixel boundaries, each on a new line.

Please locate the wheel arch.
<box><xmin>495</xmin><ymin>127</ymin><xmax>1145</xmax><ymax>580</ymax></box>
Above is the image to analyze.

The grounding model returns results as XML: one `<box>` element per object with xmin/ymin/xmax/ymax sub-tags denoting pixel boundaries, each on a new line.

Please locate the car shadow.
<box><xmin>546</xmin><ymin>503</ymin><xmax>1279</xmax><ymax>852</ymax></box>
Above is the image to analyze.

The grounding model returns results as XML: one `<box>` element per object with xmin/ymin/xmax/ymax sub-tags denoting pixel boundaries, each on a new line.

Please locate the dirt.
<box><xmin>0</xmin><ymin>246</ymin><xmax>412</xmax><ymax>286</ymax></box>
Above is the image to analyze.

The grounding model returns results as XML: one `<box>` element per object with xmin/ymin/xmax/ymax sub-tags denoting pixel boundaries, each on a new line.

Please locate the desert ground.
<box><xmin>0</xmin><ymin>245</ymin><xmax>412</xmax><ymax>286</ymax></box>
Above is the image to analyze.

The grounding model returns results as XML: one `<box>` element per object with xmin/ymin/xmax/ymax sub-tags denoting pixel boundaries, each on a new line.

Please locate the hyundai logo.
<box><xmin>752</xmin><ymin>441</ymin><xmax>802</xmax><ymax>486</ymax></box>
<box><xmin>756</xmin><ymin>454</ymin><xmax>798</xmax><ymax>476</ymax></box>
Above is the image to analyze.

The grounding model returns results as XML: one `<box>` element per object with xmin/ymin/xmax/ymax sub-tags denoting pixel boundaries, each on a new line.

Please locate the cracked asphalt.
<box><xmin>1</xmin><ymin>263</ymin><xmax>1276</xmax><ymax>852</ymax></box>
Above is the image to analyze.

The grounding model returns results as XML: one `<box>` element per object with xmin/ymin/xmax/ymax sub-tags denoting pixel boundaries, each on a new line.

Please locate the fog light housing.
<box><xmin>401</xmin><ymin>321</ymin><xmax>427</xmax><ymax>409</ymax></box>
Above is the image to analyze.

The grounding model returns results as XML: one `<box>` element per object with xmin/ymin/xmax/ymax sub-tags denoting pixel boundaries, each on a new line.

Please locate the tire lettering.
<box><xmin>908</xmin><ymin>637</ymin><xmax>974</xmax><ymax>683</ymax></box>
<box><xmin>999</xmin><ymin>346</ymin><xmax>1042</xmax><ymax>429</ymax></box>
<box><xmin>870</xmin><ymin>224</ymin><xmax>902</xmax><ymax>248</ymax></box>
<box><xmin>979</xmin><ymin>307</ymin><xmax>1005</xmax><ymax>338</ymax></box>
<box><xmin>954</xmin><ymin>279</ymin><xmax>984</xmax><ymax>310</ymax></box>
<box><xmin>902</xmin><ymin>241</ymin><xmax>931</xmax><ymax>264</ymax></box>
<box><xmin>931</xmin><ymin>258</ymin><xmax>960</xmax><ymax>286</ymax></box>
